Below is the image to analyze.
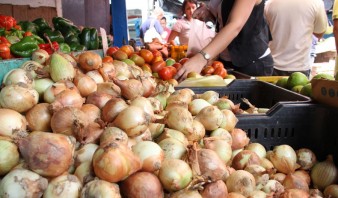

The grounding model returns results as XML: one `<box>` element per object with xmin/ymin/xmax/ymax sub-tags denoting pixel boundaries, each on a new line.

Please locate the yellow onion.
<box><xmin>85</xmin><ymin>91</ymin><xmax>114</xmax><ymax>109</ymax></box>
<box><xmin>26</xmin><ymin>103</ymin><xmax>52</xmax><ymax>132</ymax></box>
<box><xmin>262</xmin><ymin>180</ymin><xmax>285</xmax><ymax>197</ymax></box>
<box><xmin>50</xmin><ymin>88</ymin><xmax>85</xmax><ymax>111</ymax></box>
<box><xmin>77</xmin><ymin>122</ymin><xmax>104</xmax><ymax>144</ymax></box>
<box><xmin>324</xmin><ymin>184</ymin><xmax>338</xmax><ymax>198</ymax></box>
<box><xmin>244</xmin><ymin>165</ymin><xmax>269</xmax><ymax>190</ymax></box>
<box><xmin>185</xmin><ymin>119</ymin><xmax>205</xmax><ymax>142</ymax></box>
<box><xmin>43</xmin><ymin>81</ymin><xmax>74</xmax><ymax>103</ymax></box>
<box><xmin>130</xmin><ymin>96</ymin><xmax>155</xmax><ymax>121</ymax></box>
<box><xmin>165</xmin><ymin>106</ymin><xmax>194</xmax><ymax>135</ymax></box>
<box><xmin>231</xmin><ymin>150</ymin><xmax>261</xmax><ymax>170</ymax></box>
<box><xmin>2</xmin><ymin>68</ymin><xmax>34</xmax><ymax>87</ymax></box>
<box><xmin>245</xmin><ymin>143</ymin><xmax>267</xmax><ymax>159</ymax></box>
<box><xmin>33</xmin><ymin>78</ymin><xmax>54</xmax><ymax>100</ymax></box>
<box><xmin>200</xmin><ymin>180</ymin><xmax>228</xmax><ymax>198</ymax></box>
<box><xmin>158</xmin><ymin>137</ymin><xmax>187</xmax><ymax>159</ymax></box>
<box><xmin>73</xmin><ymin>70</ymin><xmax>97</xmax><ymax>97</ymax></box>
<box><xmin>294</xmin><ymin>170</ymin><xmax>311</xmax><ymax>185</ymax></box>
<box><xmin>0</xmin><ymin>83</ymin><xmax>39</xmax><ymax>113</ymax></box>
<box><xmin>132</xmin><ymin>141</ymin><xmax>164</xmax><ymax>172</ymax></box>
<box><xmin>248</xmin><ymin>190</ymin><xmax>267</xmax><ymax>198</ymax></box>
<box><xmin>260</xmin><ymin>157</ymin><xmax>275</xmax><ymax>174</ymax></box>
<box><xmin>311</xmin><ymin>155</ymin><xmax>338</xmax><ymax>190</ymax></box>
<box><xmin>128</xmin><ymin>129</ymin><xmax>152</xmax><ymax>145</ymax></box>
<box><xmin>147</xmin><ymin>97</ymin><xmax>163</xmax><ymax>114</ymax></box>
<box><xmin>96</xmin><ymin>82</ymin><xmax>121</xmax><ymax>97</ymax></box>
<box><xmin>227</xmin><ymin>192</ymin><xmax>246</xmax><ymax>198</ymax></box>
<box><xmin>220</xmin><ymin>109</ymin><xmax>238</xmax><ymax>131</ymax></box>
<box><xmin>113</xmin><ymin>60</ymin><xmax>132</xmax><ymax>79</ymax></box>
<box><xmin>296</xmin><ymin>148</ymin><xmax>317</xmax><ymax>170</ymax></box>
<box><xmin>269</xmin><ymin>144</ymin><xmax>298</xmax><ymax>174</ymax></box>
<box><xmin>148</xmin><ymin>123</ymin><xmax>165</xmax><ymax>139</ymax></box>
<box><xmin>204</xmin><ymin>138</ymin><xmax>232</xmax><ymax>164</ymax></box>
<box><xmin>31</xmin><ymin>49</ymin><xmax>49</xmax><ymax>64</ymax></box>
<box><xmin>231</xmin><ymin>128</ymin><xmax>250</xmax><ymax>150</ymax></box>
<box><xmin>0</xmin><ymin>168</ymin><xmax>48</xmax><ymax>198</ymax></box>
<box><xmin>170</xmin><ymin>190</ymin><xmax>202</xmax><ymax>198</ymax></box>
<box><xmin>18</xmin><ymin>131</ymin><xmax>75</xmax><ymax>177</ymax></box>
<box><xmin>75</xmin><ymin>143</ymin><xmax>99</xmax><ymax>167</ymax></box>
<box><xmin>280</xmin><ymin>189</ymin><xmax>309</xmax><ymax>198</ymax></box>
<box><xmin>92</xmin><ymin>141</ymin><xmax>141</xmax><ymax>182</ymax></box>
<box><xmin>167</xmin><ymin>88</ymin><xmax>194</xmax><ymax>104</ymax></box>
<box><xmin>98</xmin><ymin>62</ymin><xmax>115</xmax><ymax>81</ymax></box>
<box><xmin>20</xmin><ymin>60</ymin><xmax>45</xmax><ymax>79</ymax></box>
<box><xmin>214</xmin><ymin>98</ymin><xmax>235</xmax><ymax>111</ymax></box>
<box><xmin>112</xmin><ymin>106</ymin><xmax>149</xmax><ymax>137</ymax></box>
<box><xmin>283</xmin><ymin>173</ymin><xmax>309</xmax><ymax>192</ymax></box>
<box><xmin>158</xmin><ymin>158</ymin><xmax>193</xmax><ymax>192</ymax></box>
<box><xmin>165</xmin><ymin>101</ymin><xmax>188</xmax><ymax>111</ymax></box>
<box><xmin>78</xmin><ymin>51</ymin><xmax>102</xmax><ymax>72</ymax></box>
<box><xmin>140</xmin><ymin>76</ymin><xmax>156</xmax><ymax>97</ymax></box>
<box><xmin>156</xmin><ymin>128</ymin><xmax>188</xmax><ymax>146</ymax></box>
<box><xmin>74</xmin><ymin>161</ymin><xmax>95</xmax><ymax>184</ymax></box>
<box><xmin>195</xmin><ymin>105</ymin><xmax>224</xmax><ymax>131</ymax></box>
<box><xmin>113</xmin><ymin>78</ymin><xmax>145</xmax><ymax>100</ymax></box>
<box><xmin>0</xmin><ymin>108</ymin><xmax>27</xmax><ymax>138</ymax></box>
<box><xmin>101</xmin><ymin>98</ymin><xmax>128</xmax><ymax>123</ymax></box>
<box><xmin>197</xmin><ymin>90</ymin><xmax>219</xmax><ymax>104</ymax></box>
<box><xmin>0</xmin><ymin>140</ymin><xmax>20</xmax><ymax>176</ymax></box>
<box><xmin>210</xmin><ymin>128</ymin><xmax>233</xmax><ymax>145</ymax></box>
<box><xmin>86</xmin><ymin>70</ymin><xmax>104</xmax><ymax>83</ymax></box>
<box><xmin>271</xmin><ymin>173</ymin><xmax>286</xmax><ymax>184</ymax></box>
<box><xmin>80</xmin><ymin>180</ymin><xmax>121</xmax><ymax>198</ymax></box>
<box><xmin>120</xmin><ymin>172</ymin><xmax>163</xmax><ymax>198</ymax></box>
<box><xmin>99</xmin><ymin>127</ymin><xmax>129</xmax><ymax>147</ymax></box>
<box><xmin>188</xmin><ymin>98</ymin><xmax>211</xmax><ymax>115</ymax></box>
<box><xmin>310</xmin><ymin>189</ymin><xmax>324</xmax><ymax>198</ymax></box>
<box><xmin>43</xmin><ymin>174</ymin><xmax>82</xmax><ymax>198</ymax></box>
<box><xmin>81</xmin><ymin>104</ymin><xmax>101</xmax><ymax>123</ymax></box>
<box><xmin>226</xmin><ymin>170</ymin><xmax>256</xmax><ymax>197</ymax></box>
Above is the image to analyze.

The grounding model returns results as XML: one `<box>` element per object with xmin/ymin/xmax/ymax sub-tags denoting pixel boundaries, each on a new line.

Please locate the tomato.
<box><xmin>158</xmin><ymin>67</ymin><xmax>175</xmax><ymax>80</ymax></box>
<box><xmin>201</xmin><ymin>66</ymin><xmax>215</xmax><ymax>75</ymax></box>
<box><xmin>172</xmin><ymin>62</ymin><xmax>182</xmax><ymax>71</ymax></box>
<box><xmin>151</xmin><ymin>49</ymin><xmax>162</xmax><ymax>57</ymax></box>
<box><xmin>212</xmin><ymin>61</ymin><xmax>224</xmax><ymax>70</ymax></box>
<box><xmin>179</xmin><ymin>57</ymin><xmax>189</xmax><ymax>65</ymax></box>
<box><xmin>102</xmin><ymin>56</ymin><xmax>113</xmax><ymax>63</ymax></box>
<box><xmin>0</xmin><ymin>15</ymin><xmax>16</xmax><ymax>30</ymax></box>
<box><xmin>166</xmin><ymin>66</ymin><xmax>177</xmax><ymax>76</ymax></box>
<box><xmin>23</xmin><ymin>31</ymin><xmax>33</xmax><ymax>37</ymax></box>
<box><xmin>151</xmin><ymin>60</ymin><xmax>166</xmax><ymax>73</ymax></box>
<box><xmin>140</xmin><ymin>49</ymin><xmax>154</xmax><ymax>64</ymax></box>
<box><xmin>0</xmin><ymin>43</ymin><xmax>11</xmax><ymax>59</ymax></box>
<box><xmin>214</xmin><ymin>67</ymin><xmax>227</xmax><ymax>78</ymax></box>
<box><xmin>106</xmin><ymin>46</ymin><xmax>119</xmax><ymax>57</ymax></box>
<box><xmin>119</xmin><ymin>45</ymin><xmax>134</xmax><ymax>57</ymax></box>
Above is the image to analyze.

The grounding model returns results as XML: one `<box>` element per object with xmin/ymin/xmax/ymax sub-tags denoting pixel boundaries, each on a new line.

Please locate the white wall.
<box><xmin>126</xmin><ymin>0</ymin><xmax>154</xmax><ymax>22</ymax></box>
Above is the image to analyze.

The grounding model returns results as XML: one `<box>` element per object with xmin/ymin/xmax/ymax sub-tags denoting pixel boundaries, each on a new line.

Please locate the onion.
<box><xmin>25</xmin><ymin>103</ymin><xmax>52</xmax><ymax>132</ymax></box>
<box><xmin>113</xmin><ymin>60</ymin><xmax>132</xmax><ymax>79</ymax></box>
<box><xmin>50</xmin><ymin>88</ymin><xmax>85</xmax><ymax>111</ymax></box>
<box><xmin>262</xmin><ymin>180</ymin><xmax>285</xmax><ymax>197</ymax></box>
<box><xmin>0</xmin><ymin>84</ymin><xmax>39</xmax><ymax>113</ymax></box>
<box><xmin>73</xmin><ymin>70</ymin><xmax>97</xmax><ymax>97</ymax></box>
<box><xmin>227</xmin><ymin>192</ymin><xmax>246</xmax><ymax>198</ymax></box>
<box><xmin>200</xmin><ymin>180</ymin><xmax>228</xmax><ymax>198</ymax></box>
<box><xmin>0</xmin><ymin>140</ymin><xmax>20</xmax><ymax>176</ymax></box>
<box><xmin>3</xmin><ymin>68</ymin><xmax>34</xmax><ymax>87</ymax></box>
<box><xmin>283</xmin><ymin>173</ymin><xmax>309</xmax><ymax>192</ymax></box>
<box><xmin>231</xmin><ymin>150</ymin><xmax>261</xmax><ymax>170</ymax></box>
<box><xmin>214</xmin><ymin>98</ymin><xmax>235</xmax><ymax>110</ymax></box>
<box><xmin>271</xmin><ymin>172</ymin><xmax>286</xmax><ymax>184</ymax></box>
<box><xmin>80</xmin><ymin>180</ymin><xmax>121</xmax><ymax>198</ymax></box>
<box><xmin>232</xmin><ymin>148</ymin><xmax>243</xmax><ymax>160</ymax></box>
<box><xmin>113</xmin><ymin>78</ymin><xmax>144</xmax><ymax>100</ymax></box>
<box><xmin>210</xmin><ymin>128</ymin><xmax>233</xmax><ymax>145</ymax></box>
<box><xmin>34</xmin><ymin>78</ymin><xmax>54</xmax><ymax>100</ymax></box>
<box><xmin>311</xmin><ymin>155</ymin><xmax>338</xmax><ymax>190</ymax></box>
<box><xmin>0</xmin><ymin>108</ymin><xmax>27</xmax><ymax>138</ymax></box>
<box><xmin>226</xmin><ymin>170</ymin><xmax>256</xmax><ymax>197</ymax></box>
<box><xmin>49</xmin><ymin>53</ymin><xmax>75</xmax><ymax>82</ymax></box>
<box><xmin>244</xmin><ymin>165</ymin><xmax>269</xmax><ymax>190</ymax></box>
<box><xmin>296</xmin><ymin>148</ymin><xmax>317</xmax><ymax>170</ymax></box>
<box><xmin>170</xmin><ymin>190</ymin><xmax>202</xmax><ymax>198</ymax></box>
<box><xmin>0</xmin><ymin>168</ymin><xmax>48</xmax><ymax>197</ymax></box>
<box><xmin>74</xmin><ymin>161</ymin><xmax>95</xmax><ymax>184</ymax></box>
<box><xmin>293</xmin><ymin>170</ymin><xmax>311</xmax><ymax>185</ymax></box>
<box><xmin>165</xmin><ymin>106</ymin><xmax>194</xmax><ymax>135</ymax></box>
<box><xmin>154</xmin><ymin>91</ymin><xmax>171</xmax><ymax>109</ymax></box>
<box><xmin>156</xmin><ymin>128</ymin><xmax>189</xmax><ymax>146</ymax></box>
<box><xmin>158</xmin><ymin>159</ymin><xmax>193</xmax><ymax>192</ymax></box>
<box><xmin>112</xmin><ymin>106</ymin><xmax>149</xmax><ymax>137</ymax></box>
<box><xmin>245</xmin><ymin>143</ymin><xmax>267</xmax><ymax>159</ymax></box>
<box><xmin>148</xmin><ymin>123</ymin><xmax>165</xmax><ymax>139</ymax></box>
<box><xmin>185</xmin><ymin>119</ymin><xmax>205</xmax><ymax>142</ymax></box>
<box><xmin>78</xmin><ymin>51</ymin><xmax>102</xmax><ymax>72</ymax></box>
<box><xmin>195</xmin><ymin>106</ymin><xmax>224</xmax><ymax>131</ymax></box>
<box><xmin>324</xmin><ymin>184</ymin><xmax>338</xmax><ymax>198</ymax></box>
<box><xmin>147</xmin><ymin>97</ymin><xmax>163</xmax><ymax>113</ymax></box>
<box><xmin>43</xmin><ymin>81</ymin><xmax>75</xmax><ymax>103</ymax></box>
<box><xmin>18</xmin><ymin>131</ymin><xmax>75</xmax><ymax>177</ymax></box>
<box><xmin>101</xmin><ymin>98</ymin><xmax>128</xmax><ymax>123</ymax></box>
<box><xmin>92</xmin><ymin>141</ymin><xmax>141</xmax><ymax>182</ymax></box>
<box><xmin>248</xmin><ymin>190</ymin><xmax>267</xmax><ymax>198</ymax></box>
<box><xmin>32</xmin><ymin>49</ymin><xmax>49</xmax><ymax>64</ymax></box>
<box><xmin>132</xmin><ymin>141</ymin><xmax>164</xmax><ymax>172</ymax></box>
<box><xmin>81</xmin><ymin>104</ymin><xmax>101</xmax><ymax>123</ymax></box>
<box><xmin>158</xmin><ymin>138</ymin><xmax>187</xmax><ymax>159</ymax></box>
<box><xmin>98</xmin><ymin>62</ymin><xmax>115</xmax><ymax>81</ymax></box>
<box><xmin>86</xmin><ymin>70</ymin><xmax>104</xmax><ymax>84</ymax></box>
<box><xmin>167</xmin><ymin>88</ymin><xmax>194</xmax><ymax>105</ymax></box>
<box><xmin>85</xmin><ymin>91</ymin><xmax>113</xmax><ymax>109</ymax></box>
<box><xmin>60</xmin><ymin>53</ymin><xmax>77</xmax><ymax>67</ymax></box>
<box><xmin>165</xmin><ymin>101</ymin><xmax>188</xmax><ymax>111</ymax></box>
<box><xmin>260</xmin><ymin>157</ymin><xmax>275</xmax><ymax>174</ymax></box>
<box><xmin>140</xmin><ymin>76</ymin><xmax>157</xmax><ymax>97</ymax></box>
<box><xmin>51</xmin><ymin>107</ymin><xmax>88</xmax><ymax>138</ymax></box>
<box><xmin>220</xmin><ymin>109</ymin><xmax>238</xmax><ymax>131</ymax></box>
<box><xmin>310</xmin><ymin>189</ymin><xmax>324</xmax><ymax>198</ymax></box>
<box><xmin>188</xmin><ymin>98</ymin><xmax>211</xmax><ymax>115</ymax></box>
<box><xmin>120</xmin><ymin>172</ymin><xmax>163</xmax><ymax>198</ymax></box>
<box><xmin>197</xmin><ymin>90</ymin><xmax>219</xmax><ymax>104</ymax></box>
<box><xmin>129</xmin><ymin>96</ymin><xmax>155</xmax><ymax>121</ymax></box>
<box><xmin>204</xmin><ymin>139</ymin><xmax>232</xmax><ymax>164</ymax></box>
<box><xmin>44</xmin><ymin>174</ymin><xmax>82</xmax><ymax>198</ymax></box>
<box><xmin>96</xmin><ymin>82</ymin><xmax>121</xmax><ymax>97</ymax></box>
<box><xmin>280</xmin><ymin>189</ymin><xmax>309</xmax><ymax>198</ymax></box>
<box><xmin>270</xmin><ymin>144</ymin><xmax>298</xmax><ymax>174</ymax></box>
<box><xmin>78</xmin><ymin>122</ymin><xmax>104</xmax><ymax>144</ymax></box>
<box><xmin>21</xmin><ymin>60</ymin><xmax>45</xmax><ymax>79</ymax></box>
<box><xmin>231</xmin><ymin>128</ymin><xmax>250</xmax><ymax>150</ymax></box>
<box><xmin>75</xmin><ymin>143</ymin><xmax>99</xmax><ymax>167</ymax></box>
<box><xmin>99</xmin><ymin>127</ymin><xmax>129</xmax><ymax>147</ymax></box>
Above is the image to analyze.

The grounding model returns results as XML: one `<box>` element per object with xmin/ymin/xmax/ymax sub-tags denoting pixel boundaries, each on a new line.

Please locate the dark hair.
<box><xmin>161</xmin><ymin>16</ymin><xmax>167</xmax><ymax>21</ymax></box>
<box><xmin>182</xmin><ymin>0</ymin><xmax>198</xmax><ymax>14</ymax></box>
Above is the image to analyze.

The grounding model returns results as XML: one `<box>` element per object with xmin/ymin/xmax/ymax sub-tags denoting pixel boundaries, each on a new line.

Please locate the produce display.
<box><xmin>0</xmin><ymin>48</ymin><xmax>337</xmax><ymax>197</ymax></box>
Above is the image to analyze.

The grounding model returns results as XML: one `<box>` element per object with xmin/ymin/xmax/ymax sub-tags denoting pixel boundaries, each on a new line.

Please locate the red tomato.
<box><xmin>0</xmin><ymin>15</ymin><xmax>16</xmax><ymax>30</ymax></box>
<box><xmin>214</xmin><ymin>67</ymin><xmax>227</xmax><ymax>78</ymax></box>
<box><xmin>106</xmin><ymin>46</ymin><xmax>119</xmax><ymax>57</ymax></box>
<box><xmin>0</xmin><ymin>43</ymin><xmax>11</xmax><ymax>59</ymax></box>
<box><xmin>140</xmin><ymin>49</ymin><xmax>154</xmax><ymax>64</ymax></box>
<box><xmin>102</xmin><ymin>56</ymin><xmax>114</xmax><ymax>63</ymax></box>
<box><xmin>212</xmin><ymin>61</ymin><xmax>224</xmax><ymax>70</ymax></box>
<box><xmin>158</xmin><ymin>67</ymin><xmax>174</xmax><ymax>80</ymax></box>
<box><xmin>172</xmin><ymin>62</ymin><xmax>182</xmax><ymax>71</ymax></box>
<box><xmin>166</xmin><ymin>66</ymin><xmax>177</xmax><ymax>76</ymax></box>
<box><xmin>151</xmin><ymin>60</ymin><xmax>166</xmax><ymax>73</ymax></box>
<box><xmin>202</xmin><ymin>66</ymin><xmax>215</xmax><ymax>75</ymax></box>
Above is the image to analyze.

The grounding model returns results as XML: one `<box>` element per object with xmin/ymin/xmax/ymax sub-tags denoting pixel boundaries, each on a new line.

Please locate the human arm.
<box><xmin>313</xmin><ymin>0</ymin><xmax>328</xmax><ymax>39</ymax></box>
<box><xmin>167</xmin><ymin>30</ymin><xmax>179</xmax><ymax>44</ymax></box>
<box><xmin>175</xmin><ymin>0</ymin><xmax>257</xmax><ymax>82</ymax></box>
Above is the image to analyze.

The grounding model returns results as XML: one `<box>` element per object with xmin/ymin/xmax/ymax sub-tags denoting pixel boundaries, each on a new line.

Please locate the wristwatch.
<box><xmin>199</xmin><ymin>50</ymin><xmax>211</xmax><ymax>61</ymax></box>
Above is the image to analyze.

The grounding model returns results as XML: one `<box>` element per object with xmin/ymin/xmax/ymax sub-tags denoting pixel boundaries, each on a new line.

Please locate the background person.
<box><xmin>139</xmin><ymin>7</ymin><xmax>165</xmax><ymax>43</ymax></box>
<box><xmin>160</xmin><ymin>16</ymin><xmax>171</xmax><ymax>43</ymax></box>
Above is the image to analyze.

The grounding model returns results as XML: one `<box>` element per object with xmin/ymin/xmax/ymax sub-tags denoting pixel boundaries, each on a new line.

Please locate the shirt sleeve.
<box><xmin>172</xmin><ymin>20</ymin><xmax>183</xmax><ymax>33</ymax></box>
<box><xmin>313</xmin><ymin>0</ymin><xmax>328</xmax><ymax>34</ymax></box>
<box><xmin>333</xmin><ymin>0</ymin><xmax>338</xmax><ymax>20</ymax></box>
<box><xmin>154</xmin><ymin>21</ymin><xmax>164</xmax><ymax>34</ymax></box>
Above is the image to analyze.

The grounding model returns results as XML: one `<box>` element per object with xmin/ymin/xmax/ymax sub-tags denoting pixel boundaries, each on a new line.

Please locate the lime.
<box><xmin>291</xmin><ymin>85</ymin><xmax>304</xmax><ymax>93</ymax></box>
<box><xmin>312</xmin><ymin>73</ymin><xmax>334</xmax><ymax>80</ymax></box>
<box><xmin>276</xmin><ymin>77</ymin><xmax>289</xmax><ymax>88</ymax></box>
<box><xmin>300</xmin><ymin>83</ymin><xmax>312</xmax><ymax>97</ymax></box>
<box><xmin>287</xmin><ymin>72</ymin><xmax>309</xmax><ymax>89</ymax></box>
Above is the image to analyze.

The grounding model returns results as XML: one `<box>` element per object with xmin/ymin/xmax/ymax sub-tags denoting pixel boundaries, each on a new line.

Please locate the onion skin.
<box><xmin>18</xmin><ymin>131</ymin><xmax>75</xmax><ymax>177</ymax></box>
<box><xmin>170</xmin><ymin>190</ymin><xmax>202</xmax><ymax>198</ymax></box>
<box><xmin>77</xmin><ymin>122</ymin><xmax>104</xmax><ymax>144</ymax></box>
<box><xmin>140</xmin><ymin>76</ymin><xmax>156</xmax><ymax>97</ymax></box>
<box><xmin>132</xmin><ymin>141</ymin><xmax>164</xmax><ymax>172</ymax></box>
<box><xmin>270</xmin><ymin>144</ymin><xmax>298</xmax><ymax>174</ymax></box>
<box><xmin>92</xmin><ymin>141</ymin><xmax>141</xmax><ymax>183</ymax></box>
<box><xmin>165</xmin><ymin>106</ymin><xmax>194</xmax><ymax>136</ymax></box>
<box><xmin>99</xmin><ymin>127</ymin><xmax>129</xmax><ymax>147</ymax></box>
<box><xmin>227</xmin><ymin>192</ymin><xmax>246</xmax><ymax>198</ymax></box>
<box><xmin>74</xmin><ymin>161</ymin><xmax>95</xmax><ymax>184</ymax></box>
<box><xmin>50</xmin><ymin>88</ymin><xmax>85</xmax><ymax>111</ymax></box>
<box><xmin>113</xmin><ymin>78</ymin><xmax>144</xmax><ymax>100</ymax></box>
<box><xmin>310</xmin><ymin>155</ymin><xmax>338</xmax><ymax>190</ymax></box>
<box><xmin>43</xmin><ymin>174</ymin><xmax>82</xmax><ymax>198</ymax></box>
<box><xmin>231</xmin><ymin>128</ymin><xmax>250</xmax><ymax>150</ymax></box>
<box><xmin>280</xmin><ymin>189</ymin><xmax>309</xmax><ymax>198</ymax></box>
<box><xmin>98</xmin><ymin>62</ymin><xmax>116</xmax><ymax>82</ymax></box>
<box><xmin>283</xmin><ymin>173</ymin><xmax>309</xmax><ymax>192</ymax></box>
<box><xmin>0</xmin><ymin>108</ymin><xmax>27</xmax><ymax>138</ymax></box>
<box><xmin>296</xmin><ymin>148</ymin><xmax>316</xmax><ymax>170</ymax></box>
<box><xmin>81</xmin><ymin>180</ymin><xmax>121</xmax><ymax>198</ymax></box>
<box><xmin>204</xmin><ymin>139</ymin><xmax>232</xmax><ymax>164</ymax></box>
<box><xmin>220</xmin><ymin>109</ymin><xmax>238</xmax><ymax>131</ymax></box>
<box><xmin>195</xmin><ymin>105</ymin><xmax>224</xmax><ymax>131</ymax></box>
<box><xmin>200</xmin><ymin>180</ymin><xmax>228</xmax><ymax>198</ymax></box>
<box><xmin>167</xmin><ymin>88</ymin><xmax>194</xmax><ymax>104</ymax></box>
<box><xmin>85</xmin><ymin>91</ymin><xmax>114</xmax><ymax>109</ymax></box>
<box><xmin>3</xmin><ymin>68</ymin><xmax>34</xmax><ymax>87</ymax></box>
<box><xmin>158</xmin><ymin>138</ymin><xmax>187</xmax><ymax>159</ymax></box>
<box><xmin>120</xmin><ymin>172</ymin><xmax>164</xmax><ymax>198</ymax></box>
<box><xmin>74</xmin><ymin>143</ymin><xmax>99</xmax><ymax>167</ymax></box>
<box><xmin>26</xmin><ymin>103</ymin><xmax>52</xmax><ymax>132</ymax></box>
<box><xmin>101</xmin><ymin>98</ymin><xmax>128</xmax><ymax>123</ymax></box>
<box><xmin>324</xmin><ymin>184</ymin><xmax>338</xmax><ymax>198</ymax></box>
<box><xmin>231</xmin><ymin>150</ymin><xmax>261</xmax><ymax>170</ymax></box>
<box><xmin>96</xmin><ymin>82</ymin><xmax>121</xmax><ymax>97</ymax></box>
<box><xmin>0</xmin><ymin>168</ymin><xmax>48</xmax><ymax>198</ymax></box>
<box><xmin>86</xmin><ymin>70</ymin><xmax>104</xmax><ymax>84</ymax></box>
<box><xmin>0</xmin><ymin>140</ymin><xmax>20</xmax><ymax>176</ymax></box>
<box><xmin>81</xmin><ymin>104</ymin><xmax>101</xmax><ymax>123</ymax></box>
<box><xmin>78</xmin><ymin>51</ymin><xmax>102</xmax><ymax>72</ymax></box>
<box><xmin>226</xmin><ymin>170</ymin><xmax>256</xmax><ymax>197</ymax></box>
<box><xmin>73</xmin><ymin>70</ymin><xmax>97</xmax><ymax>97</ymax></box>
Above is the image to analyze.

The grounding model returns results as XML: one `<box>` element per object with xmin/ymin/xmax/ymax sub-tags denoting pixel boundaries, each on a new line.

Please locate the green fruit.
<box><xmin>287</xmin><ymin>72</ymin><xmax>309</xmax><ymax>89</ymax></box>
<box><xmin>300</xmin><ymin>83</ymin><xmax>312</xmax><ymax>97</ymax></box>
<box><xmin>291</xmin><ymin>85</ymin><xmax>304</xmax><ymax>93</ymax></box>
<box><xmin>225</xmin><ymin>74</ymin><xmax>236</xmax><ymax>79</ymax></box>
<box><xmin>165</xmin><ymin>58</ymin><xmax>176</xmax><ymax>66</ymax></box>
<box><xmin>122</xmin><ymin>58</ymin><xmax>135</xmax><ymax>66</ymax></box>
<box><xmin>276</xmin><ymin>77</ymin><xmax>289</xmax><ymax>88</ymax></box>
<box><xmin>312</xmin><ymin>73</ymin><xmax>334</xmax><ymax>80</ymax></box>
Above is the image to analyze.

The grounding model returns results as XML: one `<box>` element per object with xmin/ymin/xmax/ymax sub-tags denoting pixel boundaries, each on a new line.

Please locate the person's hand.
<box><xmin>174</xmin><ymin>54</ymin><xmax>207</xmax><ymax>82</ymax></box>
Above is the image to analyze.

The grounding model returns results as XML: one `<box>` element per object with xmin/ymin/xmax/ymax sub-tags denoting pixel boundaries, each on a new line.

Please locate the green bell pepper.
<box><xmin>32</xmin><ymin>18</ymin><xmax>51</xmax><ymax>34</ymax></box>
<box><xmin>68</xmin><ymin>42</ymin><xmax>86</xmax><ymax>52</ymax></box>
<box><xmin>10</xmin><ymin>36</ymin><xmax>39</xmax><ymax>57</ymax></box>
<box><xmin>32</xmin><ymin>34</ymin><xmax>45</xmax><ymax>44</ymax></box>
<box><xmin>17</xmin><ymin>21</ymin><xmax>38</xmax><ymax>35</ymax></box>
<box><xmin>0</xmin><ymin>28</ymin><xmax>5</xmax><ymax>36</ymax></box>
<box><xmin>79</xmin><ymin>27</ymin><xmax>99</xmax><ymax>50</ymax></box>
<box><xmin>52</xmin><ymin>17</ymin><xmax>80</xmax><ymax>35</ymax></box>
<box><xmin>43</xmin><ymin>29</ymin><xmax>64</xmax><ymax>43</ymax></box>
<box><xmin>8</xmin><ymin>29</ymin><xmax>24</xmax><ymax>39</ymax></box>
<box><xmin>59</xmin><ymin>43</ymin><xmax>71</xmax><ymax>53</ymax></box>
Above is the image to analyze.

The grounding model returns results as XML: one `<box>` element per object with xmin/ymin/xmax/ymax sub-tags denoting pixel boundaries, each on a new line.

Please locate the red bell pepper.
<box><xmin>38</xmin><ymin>41</ymin><xmax>59</xmax><ymax>55</ymax></box>
<box><xmin>0</xmin><ymin>15</ymin><xmax>17</xmax><ymax>31</ymax></box>
<box><xmin>0</xmin><ymin>43</ymin><xmax>11</xmax><ymax>59</ymax></box>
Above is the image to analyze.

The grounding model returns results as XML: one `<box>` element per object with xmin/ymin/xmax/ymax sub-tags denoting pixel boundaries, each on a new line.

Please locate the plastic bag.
<box><xmin>144</xmin><ymin>20</ymin><xmax>163</xmax><ymax>43</ymax></box>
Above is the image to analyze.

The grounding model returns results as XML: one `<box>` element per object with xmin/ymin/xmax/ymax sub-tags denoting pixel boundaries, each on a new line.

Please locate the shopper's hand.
<box><xmin>174</xmin><ymin>54</ymin><xmax>206</xmax><ymax>82</ymax></box>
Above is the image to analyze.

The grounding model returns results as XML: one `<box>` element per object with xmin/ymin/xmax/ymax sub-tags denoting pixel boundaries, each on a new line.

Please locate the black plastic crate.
<box><xmin>236</xmin><ymin>103</ymin><xmax>338</xmax><ymax>164</ymax></box>
<box><xmin>177</xmin><ymin>79</ymin><xmax>311</xmax><ymax>110</ymax></box>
